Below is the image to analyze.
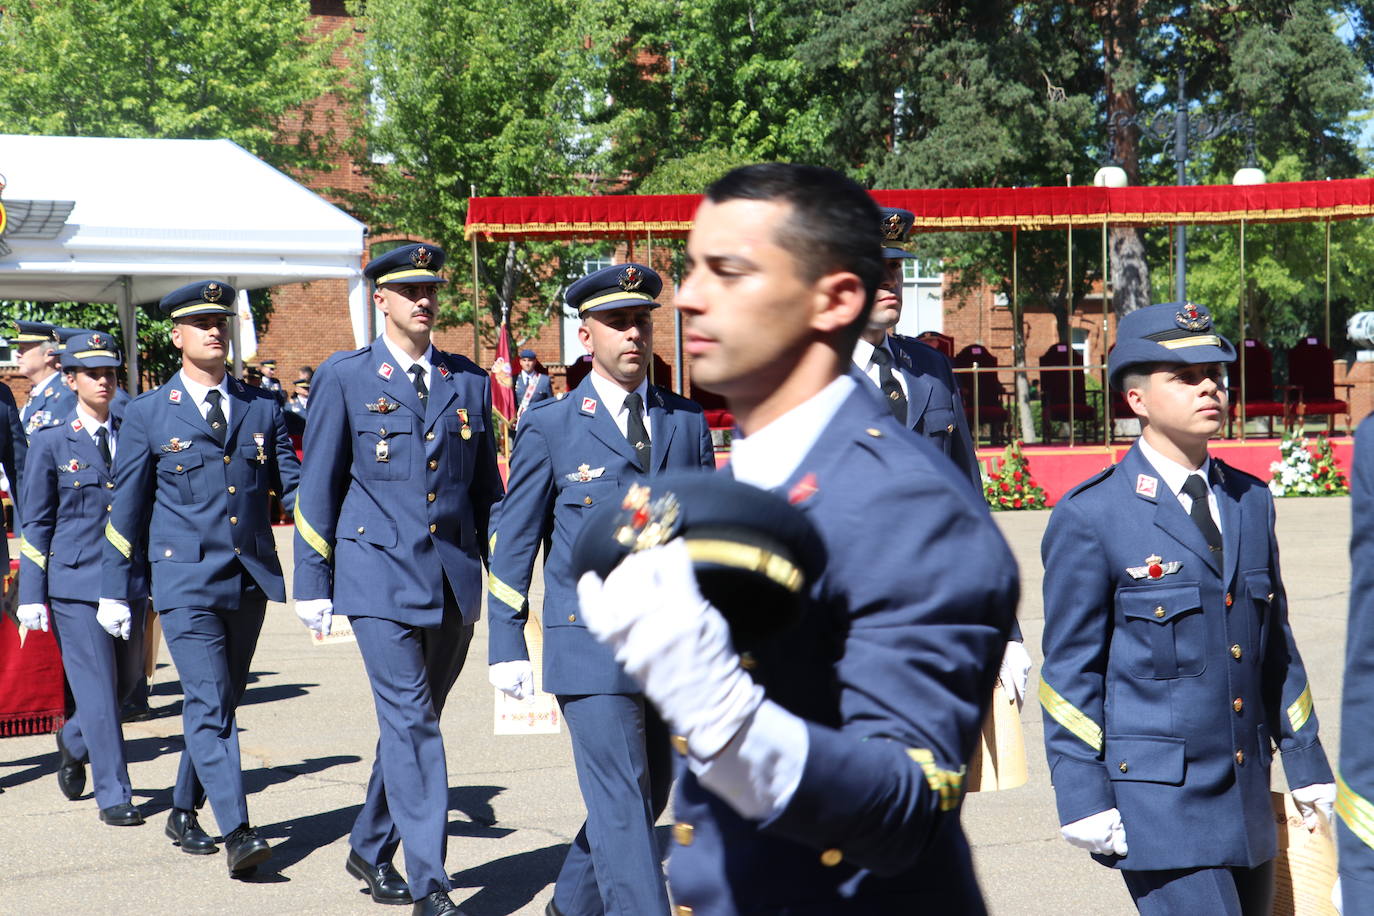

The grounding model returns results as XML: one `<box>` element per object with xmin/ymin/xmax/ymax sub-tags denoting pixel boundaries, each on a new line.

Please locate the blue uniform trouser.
<box><xmin>1123</xmin><ymin>861</ymin><xmax>1276</xmax><ymax>915</ymax></box>
<box><xmin>552</xmin><ymin>693</ymin><xmax>672</xmax><ymax>916</ymax></box>
<box><xmin>50</xmin><ymin>597</ymin><xmax>146</xmax><ymax>809</ymax></box>
<box><xmin>159</xmin><ymin>584</ymin><xmax>267</xmax><ymax>836</ymax></box>
<box><xmin>349</xmin><ymin>593</ymin><xmax>474</xmax><ymax>899</ymax></box>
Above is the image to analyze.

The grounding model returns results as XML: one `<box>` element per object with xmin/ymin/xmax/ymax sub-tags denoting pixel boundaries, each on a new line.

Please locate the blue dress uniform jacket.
<box><xmin>102</xmin><ymin>372</ymin><xmax>300</xmax><ymax>611</ymax></box>
<box><xmin>21</xmin><ymin>414</ymin><xmax>147</xmax><ymax>605</ymax></box>
<box><xmin>292</xmin><ymin>339</ymin><xmax>503</xmax><ymax>623</ymax></box>
<box><xmin>888</xmin><ymin>334</ymin><xmax>981</xmax><ymax>494</ymax></box>
<box><xmin>667</xmin><ymin>381</ymin><xmax>1019</xmax><ymax>915</ymax></box>
<box><xmin>488</xmin><ymin>374</ymin><xmax>715</xmax><ymax>694</ymax></box>
<box><xmin>0</xmin><ymin>382</ymin><xmax>28</xmax><ymax>552</ymax></box>
<box><xmin>23</xmin><ymin>375</ymin><xmax>76</xmax><ymax>437</ymax></box>
<box><xmin>1040</xmin><ymin>443</ymin><xmax>1332</xmax><ymax>872</ymax></box>
<box><xmin>1339</xmin><ymin>415</ymin><xmax>1374</xmax><ymax>912</ymax></box>
<box><xmin>515</xmin><ymin>372</ymin><xmax>554</xmax><ymax>409</ymax></box>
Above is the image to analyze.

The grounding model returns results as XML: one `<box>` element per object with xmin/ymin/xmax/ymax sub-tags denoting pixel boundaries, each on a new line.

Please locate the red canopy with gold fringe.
<box><xmin>464</xmin><ymin>177</ymin><xmax>1374</xmax><ymax>241</ymax></box>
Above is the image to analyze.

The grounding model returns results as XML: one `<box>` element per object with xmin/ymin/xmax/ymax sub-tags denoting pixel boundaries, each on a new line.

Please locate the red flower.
<box><xmin>1312</xmin><ymin>470</ymin><xmax>1322</xmax><ymax>480</ymax></box>
<box><xmin>1000</xmin><ymin>481</ymin><xmax>1010</xmax><ymax>492</ymax></box>
<box><xmin>1013</xmin><ymin>470</ymin><xmax>1023</xmax><ymax>482</ymax></box>
<box><xmin>1325</xmin><ymin>482</ymin><xmax>1334</xmax><ymax>490</ymax></box>
<box><xmin>1013</xmin><ymin>498</ymin><xmax>1022</xmax><ymax>508</ymax></box>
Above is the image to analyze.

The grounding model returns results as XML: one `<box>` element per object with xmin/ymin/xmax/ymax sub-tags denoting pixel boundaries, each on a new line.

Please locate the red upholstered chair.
<box><xmin>689</xmin><ymin>385</ymin><xmax>735</xmax><ymax>437</ymax></box>
<box><xmin>1038</xmin><ymin>343</ymin><xmax>1096</xmax><ymax>442</ymax></box>
<box><xmin>916</xmin><ymin>331</ymin><xmax>954</xmax><ymax>358</ymax></box>
<box><xmin>1287</xmin><ymin>337</ymin><xmax>1353</xmax><ymax>434</ymax></box>
<box><xmin>952</xmin><ymin>344</ymin><xmax>1010</xmax><ymax>445</ymax></box>
<box><xmin>1230</xmin><ymin>339</ymin><xmax>1291</xmax><ymax>436</ymax></box>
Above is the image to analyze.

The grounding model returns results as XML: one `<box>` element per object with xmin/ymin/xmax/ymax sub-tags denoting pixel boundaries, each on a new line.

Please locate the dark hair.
<box><xmin>705</xmin><ymin>163</ymin><xmax>884</xmax><ymax>337</ymax></box>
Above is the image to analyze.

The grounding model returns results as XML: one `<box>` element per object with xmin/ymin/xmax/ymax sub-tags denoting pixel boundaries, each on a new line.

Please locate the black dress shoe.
<box><xmin>120</xmin><ymin>701</ymin><xmax>154</xmax><ymax>723</ymax></box>
<box><xmin>98</xmin><ymin>802</ymin><xmax>144</xmax><ymax>826</ymax></box>
<box><xmin>165</xmin><ymin>808</ymin><xmax>218</xmax><ymax>855</ymax></box>
<box><xmin>224</xmin><ymin>824</ymin><xmax>272</xmax><ymax>876</ymax></box>
<box><xmin>346</xmin><ymin>848</ymin><xmax>412</xmax><ymax>905</ymax></box>
<box><xmin>412</xmin><ymin>891</ymin><xmax>467</xmax><ymax>916</ymax></box>
<box><xmin>54</xmin><ymin>732</ymin><xmax>86</xmax><ymax>800</ymax></box>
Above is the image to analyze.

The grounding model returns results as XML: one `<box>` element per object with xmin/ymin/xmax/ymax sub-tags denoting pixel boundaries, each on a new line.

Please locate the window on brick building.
<box><xmin>895</xmin><ymin>257</ymin><xmax>945</xmax><ymax>338</ymax></box>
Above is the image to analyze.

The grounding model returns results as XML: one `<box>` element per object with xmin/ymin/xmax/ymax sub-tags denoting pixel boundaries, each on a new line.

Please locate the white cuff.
<box><xmin>690</xmin><ymin>699</ymin><xmax>809</xmax><ymax>821</ymax></box>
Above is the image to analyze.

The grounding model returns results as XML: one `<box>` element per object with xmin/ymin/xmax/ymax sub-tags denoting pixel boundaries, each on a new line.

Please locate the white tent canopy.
<box><xmin>0</xmin><ymin>134</ymin><xmax>369</xmax><ymax>386</ymax></box>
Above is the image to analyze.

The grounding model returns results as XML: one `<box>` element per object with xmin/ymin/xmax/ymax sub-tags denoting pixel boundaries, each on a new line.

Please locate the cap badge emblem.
<box><xmin>411</xmin><ymin>246</ymin><xmax>432</xmax><ymax>268</ymax></box>
<box><xmin>882</xmin><ymin>213</ymin><xmax>905</xmax><ymax>241</ymax></box>
<box><xmin>1175</xmin><ymin>302</ymin><xmax>1210</xmax><ymax>332</ymax></box>
<box><xmin>618</xmin><ymin>266</ymin><xmax>643</xmax><ymax>291</ymax></box>
<box><xmin>614</xmin><ymin>483</ymin><xmax>681</xmax><ymax>551</ymax></box>
<box><xmin>203</xmin><ymin>282</ymin><xmax>222</xmax><ymax>303</ymax></box>
<box><xmin>90</xmin><ymin>334</ymin><xmax>103</xmax><ymax>347</ymax></box>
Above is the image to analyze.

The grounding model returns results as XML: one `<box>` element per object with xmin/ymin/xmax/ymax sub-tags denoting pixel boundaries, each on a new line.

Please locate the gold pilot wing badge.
<box><xmin>160</xmin><ymin>437</ymin><xmax>192</xmax><ymax>453</ymax></box>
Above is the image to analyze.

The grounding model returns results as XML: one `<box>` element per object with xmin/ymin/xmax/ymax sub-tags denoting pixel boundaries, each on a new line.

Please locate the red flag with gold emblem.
<box><xmin>490</xmin><ymin>324</ymin><xmax>517</xmax><ymax>423</ymax></box>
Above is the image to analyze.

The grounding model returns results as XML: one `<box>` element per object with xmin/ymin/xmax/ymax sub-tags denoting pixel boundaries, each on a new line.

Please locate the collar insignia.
<box><xmin>436</xmin><ymin>363</ymin><xmax>450</xmax><ymax>379</ymax></box>
<box><xmin>160</xmin><ymin>437</ymin><xmax>192</xmax><ymax>453</ymax></box>
<box><xmin>378</xmin><ymin>362</ymin><xmax>395</xmax><ymax>381</ymax></box>
<box><xmin>1175</xmin><ymin>302</ymin><xmax>1210</xmax><ymax>332</ymax></box>
<box><xmin>168</xmin><ymin>388</ymin><xmax>183</xmax><ymax>404</ymax></box>
<box><xmin>70</xmin><ymin>419</ymin><xmax>82</xmax><ymax>432</ymax></box>
<box><xmin>614</xmin><ymin>483</ymin><xmax>681</xmax><ymax>551</ymax></box>
<box><xmin>42</xmin><ymin>388</ymin><xmax>53</xmax><ymax>398</ymax></box>
<box><xmin>365</xmin><ymin>397</ymin><xmax>400</xmax><ymax>414</ymax></box>
<box><xmin>566</xmin><ymin>463</ymin><xmax>606</xmax><ymax>483</ymax></box>
<box><xmin>1135</xmin><ymin>474</ymin><xmax>1159</xmax><ymax>499</ymax></box>
<box><xmin>580</xmin><ymin>397</ymin><xmax>597</xmax><ymax>415</ymax></box>
<box><xmin>1126</xmin><ymin>555</ymin><xmax>1183</xmax><ymax>580</ymax></box>
<box><xmin>788</xmin><ymin>472</ymin><xmax>819</xmax><ymax>505</ymax></box>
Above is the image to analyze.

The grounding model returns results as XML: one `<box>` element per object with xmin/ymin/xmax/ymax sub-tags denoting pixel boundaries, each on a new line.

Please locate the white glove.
<box><xmin>96</xmin><ymin>598</ymin><xmax>132</xmax><ymax>640</ymax></box>
<box><xmin>488</xmin><ymin>660</ymin><xmax>534</xmax><ymax>700</ymax></box>
<box><xmin>16</xmin><ymin>603</ymin><xmax>48</xmax><ymax>632</ymax></box>
<box><xmin>1333</xmin><ymin>876</ymin><xmax>1344</xmax><ymax>915</ymax></box>
<box><xmin>294</xmin><ymin>598</ymin><xmax>333</xmax><ymax>637</ymax></box>
<box><xmin>1061</xmin><ymin>807</ymin><xmax>1129</xmax><ymax>856</ymax></box>
<box><xmin>1292</xmin><ymin>782</ymin><xmax>1337</xmax><ymax>831</ymax></box>
<box><xmin>577</xmin><ymin>538</ymin><xmax>764</xmax><ymax>760</ymax></box>
<box><xmin>998</xmin><ymin>639</ymin><xmax>1033</xmax><ymax>707</ymax></box>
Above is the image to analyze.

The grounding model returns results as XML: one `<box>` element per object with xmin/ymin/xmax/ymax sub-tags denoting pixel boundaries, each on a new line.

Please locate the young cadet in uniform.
<box><xmin>1039</xmin><ymin>301</ymin><xmax>1335</xmax><ymax>915</ymax></box>
<box><xmin>577</xmin><ymin>163</ymin><xmax>1019</xmax><ymax>915</ymax></box>
<box><xmin>853</xmin><ymin>206</ymin><xmax>1032</xmax><ymax>705</ymax></box>
<box><xmin>1339</xmin><ymin>414</ymin><xmax>1374</xmax><ymax>913</ymax></box>
<box><xmin>14</xmin><ymin>319</ymin><xmax>74</xmax><ymax>437</ymax></box>
<box><xmin>487</xmin><ymin>263</ymin><xmax>714</xmax><ymax>916</ymax></box>
<box><xmin>514</xmin><ymin>348</ymin><xmax>554</xmax><ymax>421</ymax></box>
<box><xmin>18</xmin><ymin>331</ymin><xmax>148</xmax><ymax>826</ymax></box>
<box><xmin>102</xmin><ymin>280</ymin><xmax>300</xmax><ymax>876</ymax></box>
<box><xmin>292</xmin><ymin>243</ymin><xmax>504</xmax><ymax>916</ymax></box>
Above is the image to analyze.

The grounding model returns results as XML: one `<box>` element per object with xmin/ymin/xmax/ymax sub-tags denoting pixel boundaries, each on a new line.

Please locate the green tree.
<box><xmin>0</xmin><ymin>0</ymin><xmax>346</xmax><ymax>175</ymax></box>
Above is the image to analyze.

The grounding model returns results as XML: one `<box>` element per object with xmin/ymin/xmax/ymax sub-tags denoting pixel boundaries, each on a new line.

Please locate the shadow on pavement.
<box><xmin>449</xmin><ymin>842</ymin><xmax>566</xmax><ymax>916</ymax></box>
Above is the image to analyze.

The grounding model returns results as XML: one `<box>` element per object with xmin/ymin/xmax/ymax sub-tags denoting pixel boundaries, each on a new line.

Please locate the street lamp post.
<box><xmin>1103</xmin><ymin>69</ymin><xmax>1259</xmax><ymax>302</ymax></box>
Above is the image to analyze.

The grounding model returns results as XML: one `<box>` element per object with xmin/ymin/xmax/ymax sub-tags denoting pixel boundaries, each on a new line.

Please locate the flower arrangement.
<box><xmin>1267</xmin><ymin>433</ymin><xmax>1349</xmax><ymax>497</ymax></box>
<box><xmin>983</xmin><ymin>440</ymin><xmax>1049</xmax><ymax>511</ymax></box>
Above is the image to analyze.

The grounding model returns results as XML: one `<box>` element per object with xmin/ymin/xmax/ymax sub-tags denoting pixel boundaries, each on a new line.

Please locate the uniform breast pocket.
<box><xmin>443</xmin><ymin>408</ymin><xmax>486</xmax><ymax>482</ymax></box>
<box><xmin>1118</xmin><ymin>584</ymin><xmax>1206</xmax><ymax>679</ymax></box>
<box><xmin>59</xmin><ymin>469</ymin><xmax>104</xmax><ymax>507</ymax></box>
<box><xmin>157</xmin><ymin>451</ymin><xmax>206</xmax><ymax>503</ymax></box>
<box><xmin>921</xmin><ymin>406</ymin><xmax>957</xmax><ymax>442</ymax></box>
<box><xmin>354</xmin><ymin>416</ymin><xmax>413</xmax><ymax>481</ymax></box>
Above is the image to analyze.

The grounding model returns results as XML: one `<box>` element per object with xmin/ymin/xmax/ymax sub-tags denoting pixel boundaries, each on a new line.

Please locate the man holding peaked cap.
<box><xmin>102</xmin><ymin>280</ymin><xmax>301</xmax><ymax>876</ymax></box>
<box><xmin>486</xmin><ymin>262</ymin><xmax>713</xmax><ymax>916</ymax></box>
<box><xmin>292</xmin><ymin>243</ymin><xmax>504</xmax><ymax>916</ymax></box>
<box><xmin>1039</xmin><ymin>300</ymin><xmax>1334</xmax><ymax>914</ymax></box>
<box><xmin>576</xmin><ymin>164</ymin><xmax>1018</xmax><ymax>913</ymax></box>
<box><xmin>19</xmin><ymin>330</ymin><xmax>148</xmax><ymax>827</ymax></box>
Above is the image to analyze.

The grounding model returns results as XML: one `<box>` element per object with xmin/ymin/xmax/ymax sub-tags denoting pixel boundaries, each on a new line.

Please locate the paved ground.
<box><xmin>0</xmin><ymin>497</ymin><xmax>1354</xmax><ymax>915</ymax></box>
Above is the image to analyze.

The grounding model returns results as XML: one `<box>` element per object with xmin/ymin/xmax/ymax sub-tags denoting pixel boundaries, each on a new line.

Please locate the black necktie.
<box><xmin>1180</xmin><ymin>474</ymin><xmax>1223</xmax><ymax>561</ymax></box>
<box><xmin>95</xmin><ymin>427</ymin><xmax>112</xmax><ymax>470</ymax></box>
<box><xmin>204</xmin><ymin>390</ymin><xmax>227</xmax><ymax>447</ymax></box>
<box><xmin>623</xmin><ymin>391</ymin><xmax>650</xmax><ymax>472</ymax></box>
<box><xmin>870</xmin><ymin>346</ymin><xmax>907</xmax><ymax>422</ymax></box>
<box><xmin>410</xmin><ymin>364</ymin><xmax>429</xmax><ymax>404</ymax></box>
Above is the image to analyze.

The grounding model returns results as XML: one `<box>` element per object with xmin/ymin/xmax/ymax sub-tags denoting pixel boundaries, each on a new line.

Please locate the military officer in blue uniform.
<box><xmin>17</xmin><ymin>331</ymin><xmax>148</xmax><ymax>826</ymax></box>
<box><xmin>487</xmin><ymin>263</ymin><xmax>714</xmax><ymax>916</ymax></box>
<box><xmin>55</xmin><ymin>327</ymin><xmax>132</xmax><ymax>416</ymax></box>
<box><xmin>292</xmin><ymin>243</ymin><xmax>504</xmax><ymax>916</ymax></box>
<box><xmin>102</xmin><ymin>280</ymin><xmax>300</xmax><ymax>877</ymax></box>
<box><xmin>853</xmin><ymin>206</ymin><xmax>1032</xmax><ymax>704</ymax></box>
<box><xmin>514</xmin><ymin>349</ymin><xmax>554</xmax><ymax>422</ymax></box>
<box><xmin>1339</xmin><ymin>414</ymin><xmax>1374</xmax><ymax>913</ymax></box>
<box><xmin>1039</xmin><ymin>301</ymin><xmax>1334</xmax><ymax>915</ymax></box>
<box><xmin>14</xmin><ymin>319</ymin><xmax>74</xmax><ymax>437</ymax></box>
<box><xmin>577</xmin><ymin>164</ymin><xmax>1019</xmax><ymax>915</ymax></box>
